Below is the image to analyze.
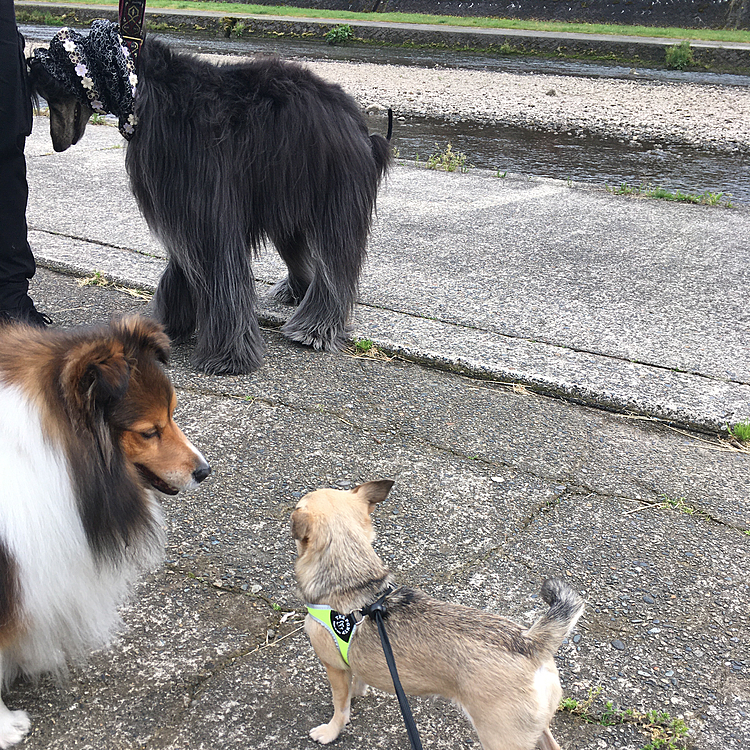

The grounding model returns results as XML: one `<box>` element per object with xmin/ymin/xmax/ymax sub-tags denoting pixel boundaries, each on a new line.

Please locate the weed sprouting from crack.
<box><xmin>79</xmin><ymin>271</ymin><xmax>108</xmax><ymax>287</ymax></box>
<box><xmin>183</xmin><ymin>569</ymin><xmax>294</xmax><ymax>616</ymax></box>
<box><xmin>344</xmin><ymin>338</ymin><xmax>393</xmax><ymax>361</ymax></box>
<box><xmin>727</xmin><ymin>419</ymin><xmax>750</xmax><ymax>444</ymax></box>
<box><xmin>623</xmin><ymin>494</ymin><xmax>720</xmax><ymax>527</ymax></box>
<box><xmin>656</xmin><ymin>494</ymin><xmax>698</xmax><ymax>516</ymax></box>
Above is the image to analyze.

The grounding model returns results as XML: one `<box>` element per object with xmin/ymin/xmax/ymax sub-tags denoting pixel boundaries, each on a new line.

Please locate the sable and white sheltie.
<box><xmin>0</xmin><ymin>316</ymin><xmax>210</xmax><ymax>748</ymax></box>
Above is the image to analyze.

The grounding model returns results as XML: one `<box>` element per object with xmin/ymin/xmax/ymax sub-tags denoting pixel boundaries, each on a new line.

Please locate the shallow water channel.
<box><xmin>392</xmin><ymin>116</ymin><xmax>750</xmax><ymax>201</ymax></box>
<box><xmin>23</xmin><ymin>24</ymin><xmax>750</xmax><ymax>203</ymax></box>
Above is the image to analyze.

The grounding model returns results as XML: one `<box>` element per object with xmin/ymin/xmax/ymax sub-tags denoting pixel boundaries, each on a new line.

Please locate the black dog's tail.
<box><xmin>525</xmin><ymin>578</ymin><xmax>585</xmax><ymax>656</ymax></box>
<box><xmin>370</xmin><ymin>108</ymin><xmax>393</xmax><ymax>181</ymax></box>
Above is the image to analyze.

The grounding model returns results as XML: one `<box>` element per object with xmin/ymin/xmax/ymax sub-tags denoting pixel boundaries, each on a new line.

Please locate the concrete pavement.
<box><xmin>6</xmin><ymin>109</ymin><xmax>750</xmax><ymax>750</ymax></box>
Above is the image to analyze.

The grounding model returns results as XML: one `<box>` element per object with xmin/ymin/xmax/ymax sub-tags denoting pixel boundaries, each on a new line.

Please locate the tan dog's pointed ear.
<box><xmin>291</xmin><ymin>508</ymin><xmax>312</xmax><ymax>544</ymax></box>
<box><xmin>351</xmin><ymin>480</ymin><xmax>394</xmax><ymax>512</ymax></box>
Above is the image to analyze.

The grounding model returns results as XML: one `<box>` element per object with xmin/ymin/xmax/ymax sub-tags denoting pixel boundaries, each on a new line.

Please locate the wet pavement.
<box><xmin>24</xmin><ymin>117</ymin><xmax>750</xmax><ymax>433</ymax></box>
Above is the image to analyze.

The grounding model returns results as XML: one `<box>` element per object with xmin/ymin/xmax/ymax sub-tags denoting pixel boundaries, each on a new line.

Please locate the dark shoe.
<box><xmin>0</xmin><ymin>304</ymin><xmax>52</xmax><ymax>328</ymax></box>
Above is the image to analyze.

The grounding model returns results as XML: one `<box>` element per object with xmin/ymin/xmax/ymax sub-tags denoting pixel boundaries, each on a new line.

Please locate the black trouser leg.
<box><xmin>0</xmin><ymin>0</ymin><xmax>35</xmax><ymax>310</ymax></box>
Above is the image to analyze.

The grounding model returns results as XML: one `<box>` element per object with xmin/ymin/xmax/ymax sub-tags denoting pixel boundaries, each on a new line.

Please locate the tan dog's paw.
<box><xmin>310</xmin><ymin>721</ymin><xmax>344</xmax><ymax>744</ymax></box>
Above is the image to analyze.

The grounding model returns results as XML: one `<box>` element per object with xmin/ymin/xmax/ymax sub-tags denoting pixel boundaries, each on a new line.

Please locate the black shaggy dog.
<box><xmin>30</xmin><ymin>23</ymin><xmax>391</xmax><ymax>375</ymax></box>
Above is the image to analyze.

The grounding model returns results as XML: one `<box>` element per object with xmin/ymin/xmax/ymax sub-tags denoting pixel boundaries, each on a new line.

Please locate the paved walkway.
<box><xmin>25</xmin><ymin>118</ymin><xmax>750</xmax><ymax>434</ymax></box>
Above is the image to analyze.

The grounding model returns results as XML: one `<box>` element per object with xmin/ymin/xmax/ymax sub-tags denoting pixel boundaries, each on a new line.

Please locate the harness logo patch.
<box><xmin>331</xmin><ymin>613</ymin><xmax>354</xmax><ymax>641</ymax></box>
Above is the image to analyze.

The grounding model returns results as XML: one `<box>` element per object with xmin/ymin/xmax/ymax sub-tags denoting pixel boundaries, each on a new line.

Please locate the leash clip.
<box><xmin>361</xmin><ymin>584</ymin><xmax>396</xmax><ymax>621</ymax></box>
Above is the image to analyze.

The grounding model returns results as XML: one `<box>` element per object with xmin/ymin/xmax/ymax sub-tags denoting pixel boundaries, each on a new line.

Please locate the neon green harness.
<box><xmin>306</xmin><ymin>605</ymin><xmax>360</xmax><ymax>665</ymax></box>
<box><xmin>306</xmin><ymin>586</ymin><xmax>398</xmax><ymax>666</ymax></box>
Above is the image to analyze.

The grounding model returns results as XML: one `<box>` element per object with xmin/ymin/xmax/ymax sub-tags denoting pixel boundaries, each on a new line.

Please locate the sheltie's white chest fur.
<box><xmin>0</xmin><ymin>382</ymin><xmax>164</xmax><ymax>679</ymax></box>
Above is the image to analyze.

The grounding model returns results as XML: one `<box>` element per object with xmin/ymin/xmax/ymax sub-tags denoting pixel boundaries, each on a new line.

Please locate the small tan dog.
<box><xmin>291</xmin><ymin>480</ymin><xmax>584</xmax><ymax>750</ymax></box>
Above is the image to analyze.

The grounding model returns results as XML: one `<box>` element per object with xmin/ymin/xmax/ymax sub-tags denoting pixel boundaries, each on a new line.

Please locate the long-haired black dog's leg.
<box><xmin>279</xmin><ymin>132</ymin><xmax>386</xmax><ymax>352</ymax></box>
<box><xmin>153</xmin><ymin>260</ymin><xmax>197</xmax><ymax>343</ymax></box>
<box><xmin>190</xmin><ymin>242</ymin><xmax>266</xmax><ymax>375</ymax></box>
<box><xmin>269</xmin><ymin>232</ymin><xmax>314</xmax><ymax>305</ymax></box>
<box><xmin>280</xmin><ymin>231</ymin><xmax>364</xmax><ymax>352</ymax></box>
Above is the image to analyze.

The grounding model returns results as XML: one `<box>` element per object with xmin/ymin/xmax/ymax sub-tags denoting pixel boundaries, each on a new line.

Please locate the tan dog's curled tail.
<box><xmin>525</xmin><ymin>578</ymin><xmax>585</xmax><ymax>655</ymax></box>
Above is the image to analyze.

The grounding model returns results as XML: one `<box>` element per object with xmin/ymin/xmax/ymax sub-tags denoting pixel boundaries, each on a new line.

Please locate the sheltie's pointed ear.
<box><xmin>114</xmin><ymin>315</ymin><xmax>171</xmax><ymax>365</ymax></box>
<box><xmin>351</xmin><ymin>480</ymin><xmax>394</xmax><ymax>513</ymax></box>
<box><xmin>60</xmin><ymin>338</ymin><xmax>130</xmax><ymax>418</ymax></box>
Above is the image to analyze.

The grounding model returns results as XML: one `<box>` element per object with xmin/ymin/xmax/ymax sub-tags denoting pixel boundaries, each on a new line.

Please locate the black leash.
<box><xmin>119</xmin><ymin>0</ymin><xmax>146</xmax><ymax>66</ymax></box>
<box><xmin>362</xmin><ymin>590</ymin><xmax>423</xmax><ymax>750</ymax></box>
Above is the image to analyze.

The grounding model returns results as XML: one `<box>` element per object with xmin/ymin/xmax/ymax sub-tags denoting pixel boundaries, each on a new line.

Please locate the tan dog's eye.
<box><xmin>140</xmin><ymin>429</ymin><xmax>159</xmax><ymax>440</ymax></box>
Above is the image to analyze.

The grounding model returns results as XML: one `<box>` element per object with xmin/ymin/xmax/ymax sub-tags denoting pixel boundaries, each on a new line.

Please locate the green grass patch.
<box><xmin>15</xmin><ymin>9</ymin><xmax>68</xmax><ymax>25</ymax></box>
<box><xmin>665</xmin><ymin>40</ymin><xmax>694</xmax><ymax>69</ymax></box>
<box><xmin>324</xmin><ymin>23</ymin><xmax>353</xmax><ymax>44</ymax></box>
<box><xmin>728</xmin><ymin>419</ymin><xmax>750</xmax><ymax>442</ymax></box>
<box><xmin>20</xmin><ymin>0</ymin><xmax>750</xmax><ymax>44</ymax></box>
<box><xmin>426</xmin><ymin>142</ymin><xmax>470</xmax><ymax>173</ymax></box>
<box><xmin>560</xmin><ymin>688</ymin><xmax>689</xmax><ymax>749</ymax></box>
<box><xmin>607</xmin><ymin>182</ymin><xmax>733</xmax><ymax>207</ymax></box>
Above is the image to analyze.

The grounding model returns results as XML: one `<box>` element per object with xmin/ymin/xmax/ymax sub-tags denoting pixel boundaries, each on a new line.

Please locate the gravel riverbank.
<box><xmin>299</xmin><ymin>59</ymin><xmax>750</xmax><ymax>152</ymax></box>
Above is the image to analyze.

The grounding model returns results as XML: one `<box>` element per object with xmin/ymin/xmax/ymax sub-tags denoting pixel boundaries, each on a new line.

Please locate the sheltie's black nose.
<box><xmin>193</xmin><ymin>463</ymin><xmax>212</xmax><ymax>483</ymax></box>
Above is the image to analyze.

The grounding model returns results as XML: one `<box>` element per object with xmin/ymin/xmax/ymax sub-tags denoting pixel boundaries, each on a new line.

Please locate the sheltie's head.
<box><xmin>0</xmin><ymin>315</ymin><xmax>210</xmax><ymax>558</ymax></box>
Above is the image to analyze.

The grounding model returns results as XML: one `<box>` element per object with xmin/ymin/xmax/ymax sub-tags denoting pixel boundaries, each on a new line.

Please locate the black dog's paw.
<box><xmin>191</xmin><ymin>350</ymin><xmax>264</xmax><ymax>375</ymax></box>
<box><xmin>191</xmin><ymin>337</ymin><xmax>266</xmax><ymax>375</ymax></box>
<box><xmin>280</xmin><ymin>319</ymin><xmax>348</xmax><ymax>352</ymax></box>
<box><xmin>270</xmin><ymin>276</ymin><xmax>307</xmax><ymax>306</ymax></box>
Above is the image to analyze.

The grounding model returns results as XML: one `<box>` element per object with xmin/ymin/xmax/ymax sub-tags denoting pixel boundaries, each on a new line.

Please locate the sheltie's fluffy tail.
<box><xmin>525</xmin><ymin>578</ymin><xmax>585</xmax><ymax>654</ymax></box>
